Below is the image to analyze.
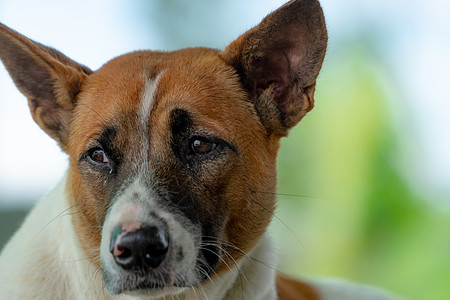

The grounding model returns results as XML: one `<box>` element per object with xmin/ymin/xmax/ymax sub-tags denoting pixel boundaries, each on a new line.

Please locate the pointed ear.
<box><xmin>221</xmin><ymin>0</ymin><xmax>327</xmax><ymax>136</ymax></box>
<box><xmin>0</xmin><ymin>23</ymin><xmax>92</xmax><ymax>151</ymax></box>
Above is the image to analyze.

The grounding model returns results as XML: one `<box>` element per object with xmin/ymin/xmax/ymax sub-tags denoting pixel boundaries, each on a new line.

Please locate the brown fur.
<box><xmin>277</xmin><ymin>274</ymin><xmax>320</xmax><ymax>300</ymax></box>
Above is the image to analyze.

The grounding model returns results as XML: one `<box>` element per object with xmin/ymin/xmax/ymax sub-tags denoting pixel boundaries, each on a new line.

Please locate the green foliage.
<box><xmin>272</xmin><ymin>43</ymin><xmax>450</xmax><ymax>300</ymax></box>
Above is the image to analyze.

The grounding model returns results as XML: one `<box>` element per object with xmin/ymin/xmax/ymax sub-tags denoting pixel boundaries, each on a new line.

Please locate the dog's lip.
<box><xmin>112</xmin><ymin>272</ymin><xmax>187</xmax><ymax>295</ymax></box>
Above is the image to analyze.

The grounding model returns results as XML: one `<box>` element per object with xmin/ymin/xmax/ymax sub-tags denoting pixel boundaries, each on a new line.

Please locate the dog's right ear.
<box><xmin>0</xmin><ymin>23</ymin><xmax>92</xmax><ymax>151</ymax></box>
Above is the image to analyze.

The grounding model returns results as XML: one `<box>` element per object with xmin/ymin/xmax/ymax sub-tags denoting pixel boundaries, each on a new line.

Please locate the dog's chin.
<box><xmin>104</xmin><ymin>270</ymin><xmax>191</xmax><ymax>296</ymax></box>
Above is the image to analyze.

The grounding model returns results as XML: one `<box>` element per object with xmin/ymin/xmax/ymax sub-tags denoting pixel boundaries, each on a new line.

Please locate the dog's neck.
<box><xmin>218</xmin><ymin>232</ymin><xmax>277</xmax><ymax>300</ymax></box>
<box><xmin>50</xmin><ymin>175</ymin><xmax>277</xmax><ymax>300</ymax></box>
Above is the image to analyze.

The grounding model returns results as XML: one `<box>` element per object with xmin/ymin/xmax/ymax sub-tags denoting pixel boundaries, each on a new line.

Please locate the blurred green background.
<box><xmin>272</xmin><ymin>42</ymin><xmax>450</xmax><ymax>300</ymax></box>
<box><xmin>1</xmin><ymin>1</ymin><xmax>449</xmax><ymax>300</ymax></box>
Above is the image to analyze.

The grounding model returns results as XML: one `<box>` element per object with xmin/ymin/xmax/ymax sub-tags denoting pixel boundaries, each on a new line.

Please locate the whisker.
<box><xmin>77</xmin><ymin>103</ymin><xmax>109</xmax><ymax>126</ymax></box>
<box><xmin>62</xmin><ymin>255</ymin><xmax>97</xmax><ymax>264</ymax></box>
<box><xmin>36</xmin><ymin>204</ymin><xmax>80</xmax><ymax>235</ymax></box>
<box><xmin>202</xmin><ymin>236</ymin><xmax>280</xmax><ymax>272</ymax></box>
<box><xmin>200</xmin><ymin>242</ymin><xmax>248</xmax><ymax>283</ymax></box>
<box><xmin>251</xmin><ymin>189</ymin><xmax>327</xmax><ymax>201</ymax></box>
<box><xmin>246</xmin><ymin>195</ymin><xmax>305</xmax><ymax>250</ymax></box>
<box><xmin>200</xmin><ymin>246</ymin><xmax>237</xmax><ymax>277</ymax></box>
<box><xmin>195</xmin><ymin>266</ymin><xmax>211</xmax><ymax>299</ymax></box>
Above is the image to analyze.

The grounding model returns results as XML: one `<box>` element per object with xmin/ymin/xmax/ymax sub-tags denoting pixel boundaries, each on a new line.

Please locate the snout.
<box><xmin>110</xmin><ymin>223</ymin><xmax>169</xmax><ymax>271</ymax></box>
<box><xmin>100</xmin><ymin>193</ymin><xmax>202</xmax><ymax>296</ymax></box>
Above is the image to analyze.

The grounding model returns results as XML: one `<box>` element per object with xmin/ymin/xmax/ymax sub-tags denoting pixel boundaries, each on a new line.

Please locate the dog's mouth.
<box><xmin>106</xmin><ymin>269</ymin><xmax>187</xmax><ymax>295</ymax></box>
<box><xmin>105</xmin><ymin>242</ymin><xmax>222</xmax><ymax>295</ymax></box>
<box><xmin>104</xmin><ymin>248</ymin><xmax>220</xmax><ymax>296</ymax></box>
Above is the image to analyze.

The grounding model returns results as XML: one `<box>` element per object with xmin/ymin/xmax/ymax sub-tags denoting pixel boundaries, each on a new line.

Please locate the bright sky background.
<box><xmin>0</xmin><ymin>0</ymin><xmax>449</xmax><ymax>208</ymax></box>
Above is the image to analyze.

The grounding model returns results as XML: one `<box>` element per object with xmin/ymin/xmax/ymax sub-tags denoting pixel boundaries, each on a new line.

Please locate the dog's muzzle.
<box><xmin>101</xmin><ymin>186</ymin><xmax>203</xmax><ymax>296</ymax></box>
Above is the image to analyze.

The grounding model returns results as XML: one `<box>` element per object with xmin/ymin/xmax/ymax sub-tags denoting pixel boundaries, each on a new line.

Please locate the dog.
<box><xmin>0</xmin><ymin>0</ymin><xmax>403</xmax><ymax>299</ymax></box>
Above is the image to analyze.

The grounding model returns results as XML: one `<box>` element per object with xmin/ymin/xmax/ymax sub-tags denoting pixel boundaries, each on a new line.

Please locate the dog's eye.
<box><xmin>190</xmin><ymin>137</ymin><xmax>217</xmax><ymax>155</ymax></box>
<box><xmin>88</xmin><ymin>148</ymin><xmax>109</xmax><ymax>164</ymax></box>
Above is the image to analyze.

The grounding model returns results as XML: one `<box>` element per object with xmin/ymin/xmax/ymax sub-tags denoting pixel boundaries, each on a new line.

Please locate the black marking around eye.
<box><xmin>170</xmin><ymin>109</ymin><xmax>191</xmax><ymax>139</ymax></box>
<box><xmin>98</xmin><ymin>127</ymin><xmax>116</xmax><ymax>152</ymax></box>
<box><xmin>98</xmin><ymin>126</ymin><xmax>117</xmax><ymax>146</ymax></box>
<box><xmin>170</xmin><ymin>109</ymin><xmax>192</xmax><ymax>163</ymax></box>
<box><xmin>98</xmin><ymin>126</ymin><xmax>123</xmax><ymax>170</ymax></box>
<box><xmin>79</xmin><ymin>126</ymin><xmax>123</xmax><ymax>173</ymax></box>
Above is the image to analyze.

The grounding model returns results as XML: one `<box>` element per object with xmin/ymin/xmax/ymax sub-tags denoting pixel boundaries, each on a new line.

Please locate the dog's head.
<box><xmin>0</xmin><ymin>0</ymin><xmax>326</xmax><ymax>296</ymax></box>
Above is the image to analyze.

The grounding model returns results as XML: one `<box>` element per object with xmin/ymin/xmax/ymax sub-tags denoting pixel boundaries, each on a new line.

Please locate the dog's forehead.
<box><xmin>151</xmin><ymin>51</ymin><xmax>260</xmax><ymax>139</ymax></box>
<box><xmin>71</xmin><ymin>48</ymin><xmax>265</xmax><ymax>153</ymax></box>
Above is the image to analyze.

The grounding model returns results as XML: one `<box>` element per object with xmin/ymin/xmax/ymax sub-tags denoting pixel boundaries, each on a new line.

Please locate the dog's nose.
<box><xmin>110</xmin><ymin>225</ymin><xmax>169</xmax><ymax>270</ymax></box>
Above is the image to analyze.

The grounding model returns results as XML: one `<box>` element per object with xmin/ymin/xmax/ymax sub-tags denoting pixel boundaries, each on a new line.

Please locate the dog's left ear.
<box><xmin>222</xmin><ymin>0</ymin><xmax>327</xmax><ymax>136</ymax></box>
<box><xmin>0</xmin><ymin>23</ymin><xmax>92</xmax><ymax>151</ymax></box>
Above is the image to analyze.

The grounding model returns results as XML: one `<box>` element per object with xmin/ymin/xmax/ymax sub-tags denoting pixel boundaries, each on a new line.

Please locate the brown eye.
<box><xmin>191</xmin><ymin>138</ymin><xmax>216</xmax><ymax>155</ymax></box>
<box><xmin>89</xmin><ymin>149</ymin><xmax>109</xmax><ymax>164</ymax></box>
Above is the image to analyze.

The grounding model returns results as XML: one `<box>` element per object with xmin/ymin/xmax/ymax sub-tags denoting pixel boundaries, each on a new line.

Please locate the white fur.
<box><xmin>310</xmin><ymin>278</ymin><xmax>407</xmax><ymax>300</ymax></box>
<box><xmin>0</xmin><ymin>176</ymin><xmax>105</xmax><ymax>299</ymax></box>
<box><xmin>139</xmin><ymin>74</ymin><xmax>161</xmax><ymax>130</ymax></box>
<box><xmin>136</xmin><ymin>73</ymin><xmax>163</xmax><ymax>171</ymax></box>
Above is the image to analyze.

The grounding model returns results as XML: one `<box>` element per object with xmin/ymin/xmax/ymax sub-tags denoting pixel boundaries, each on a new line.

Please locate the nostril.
<box><xmin>116</xmin><ymin>246</ymin><xmax>128</xmax><ymax>258</ymax></box>
<box><xmin>143</xmin><ymin>229</ymin><xmax>169</xmax><ymax>268</ymax></box>
<box><xmin>114</xmin><ymin>246</ymin><xmax>134</xmax><ymax>267</ymax></box>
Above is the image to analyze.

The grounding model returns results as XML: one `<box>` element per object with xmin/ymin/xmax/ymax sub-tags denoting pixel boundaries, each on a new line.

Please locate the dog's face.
<box><xmin>0</xmin><ymin>0</ymin><xmax>326</xmax><ymax>297</ymax></box>
<box><xmin>70</xmin><ymin>50</ymin><xmax>278</xmax><ymax>294</ymax></box>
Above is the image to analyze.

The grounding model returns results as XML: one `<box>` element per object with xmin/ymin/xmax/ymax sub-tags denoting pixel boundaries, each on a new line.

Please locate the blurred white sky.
<box><xmin>0</xmin><ymin>0</ymin><xmax>449</xmax><ymax>208</ymax></box>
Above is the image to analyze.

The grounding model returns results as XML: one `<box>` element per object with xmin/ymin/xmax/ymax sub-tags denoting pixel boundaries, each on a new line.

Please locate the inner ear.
<box><xmin>253</xmin><ymin>48</ymin><xmax>292</xmax><ymax>96</ymax></box>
